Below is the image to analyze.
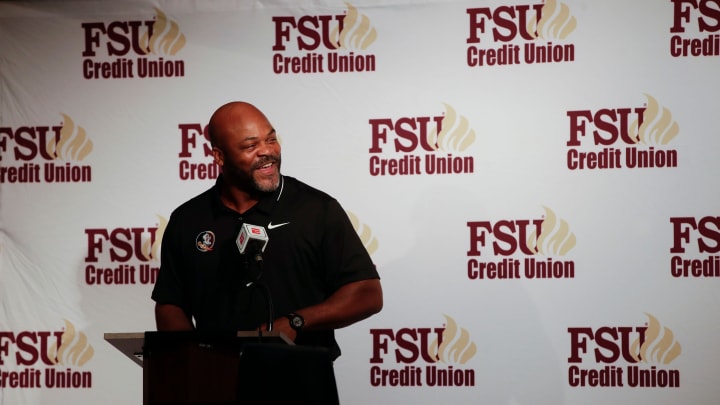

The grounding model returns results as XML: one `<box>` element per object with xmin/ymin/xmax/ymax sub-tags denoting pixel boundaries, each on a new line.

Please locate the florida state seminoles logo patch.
<box><xmin>196</xmin><ymin>231</ymin><xmax>215</xmax><ymax>252</ymax></box>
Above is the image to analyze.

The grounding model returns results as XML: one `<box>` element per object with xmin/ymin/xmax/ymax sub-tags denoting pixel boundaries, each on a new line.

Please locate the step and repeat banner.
<box><xmin>1</xmin><ymin>0</ymin><xmax>718</xmax><ymax>404</ymax></box>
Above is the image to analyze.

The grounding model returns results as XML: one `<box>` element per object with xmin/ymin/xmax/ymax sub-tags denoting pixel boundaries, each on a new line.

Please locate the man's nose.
<box><xmin>257</xmin><ymin>140</ymin><xmax>275</xmax><ymax>156</ymax></box>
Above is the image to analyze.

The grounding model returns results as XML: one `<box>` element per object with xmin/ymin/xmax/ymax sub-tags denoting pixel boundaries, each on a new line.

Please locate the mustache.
<box><xmin>252</xmin><ymin>156</ymin><xmax>280</xmax><ymax>169</ymax></box>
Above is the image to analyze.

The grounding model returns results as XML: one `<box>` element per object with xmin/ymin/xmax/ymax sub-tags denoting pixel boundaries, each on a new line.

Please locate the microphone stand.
<box><xmin>244</xmin><ymin>251</ymin><xmax>275</xmax><ymax>334</ymax></box>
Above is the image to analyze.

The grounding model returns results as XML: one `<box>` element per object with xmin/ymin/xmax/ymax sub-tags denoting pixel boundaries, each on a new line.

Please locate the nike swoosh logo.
<box><xmin>267</xmin><ymin>222</ymin><xmax>290</xmax><ymax>230</ymax></box>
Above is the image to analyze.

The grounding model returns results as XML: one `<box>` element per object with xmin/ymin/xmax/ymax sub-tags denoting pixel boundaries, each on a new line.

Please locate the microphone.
<box><xmin>236</xmin><ymin>223</ymin><xmax>269</xmax><ymax>263</ymax></box>
<box><xmin>235</xmin><ymin>223</ymin><xmax>274</xmax><ymax>332</ymax></box>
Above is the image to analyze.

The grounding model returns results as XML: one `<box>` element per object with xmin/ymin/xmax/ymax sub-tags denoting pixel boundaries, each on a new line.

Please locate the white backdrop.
<box><xmin>1</xmin><ymin>0</ymin><xmax>719</xmax><ymax>404</ymax></box>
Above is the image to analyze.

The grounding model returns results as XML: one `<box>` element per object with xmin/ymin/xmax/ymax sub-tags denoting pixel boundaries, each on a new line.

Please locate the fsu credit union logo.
<box><xmin>272</xmin><ymin>2</ymin><xmax>378</xmax><ymax>74</ymax></box>
<box><xmin>568</xmin><ymin>313</ymin><xmax>682</xmax><ymax>388</ymax></box>
<box><xmin>566</xmin><ymin>94</ymin><xmax>680</xmax><ymax>171</ymax></box>
<box><xmin>81</xmin><ymin>7</ymin><xmax>186</xmax><ymax>79</ymax></box>
<box><xmin>84</xmin><ymin>215</ymin><xmax>167</xmax><ymax>286</ymax></box>
<box><xmin>670</xmin><ymin>215</ymin><xmax>720</xmax><ymax>278</ymax></box>
<box><xmin>177</xmin><ymin>122</ymin><xmax>219</xmax><ymax>181</ymax></box>
<box><xmin>467</xmin><ymin>206</ymin><xmax>577</xmax><ymax>280</ymax></box>
<box><xmin>0</xmin><ymin>114</ymin><xmax>94</xmax><ymax>184</ymax></box>
<box><xmin>368</xmin><ymin>103</ymin><xmax>476</xmax><ymax>177</ymax></box>
<box><xmin>0</xmin><ymin>320</ymin><xmax>94</xmax><ymax>389</ymax></box>
<box><xmin>466</xmin><ymin>0</ymin><xmax>577</xmax><ymax>68</ymax></box>
<box><xmin>670</xmin><ymin>0</ymin><xmax>720</xmax><ymax>57</ymax></box>
<box><xmin>370</xmin><ymin>315</ymin><xmax>477</xmax><ymax>387</ymax></box>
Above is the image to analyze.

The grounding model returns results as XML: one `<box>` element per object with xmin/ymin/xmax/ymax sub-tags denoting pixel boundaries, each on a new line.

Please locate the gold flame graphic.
<box><xmin>45</xmin><ymin>114</ymin><xmax>93</xmax><ymax>161</ymax></box>
<box><xmin>329</xmin><ymin>2</ymin><xmax>377</xmax><ymax>50</ymax></box>
<box><xmin>47</xmin><ymin>320</ymin><xmax>94</xmax><ymax>367</ymax></box>
<box><xmin>428</xmin><ymin>315</ymin><xmax>477</xmax><ymax>364</ymax></box>
<box><xmin>141</xmin><ymin>215</ymin><xmax>168</xmax><ymax>261</ymax></box>
<box><xmin>348</xmin><ymin>211</ymin><xmax>378</xmax><ymax>255</ymax></box>
<box><xmin>427</xmin><ymin>103</ymin><xmax>476</xmax><ymax>152</ymax></box>
<box><xmin>630</xmin><ymin>313</ymin><xmax>682</xmax><ymax>365</ymax></box>
<box><xmin>628</xmin><ymin>94</ymin><xmax>679</xmax><ymax>145</ymax></box>
<box><xmin>140</xmin><ymin>8</ymin><xmax>186</xmax><ymax>56</ymax></box>
<box><xmin>526</xmin><ymin>206</ymin><xmax>576</xmax><ymax>256</ymax></box>
<box><xmin>527</xmin><ymin>0</ymin><xmax>576</xmax><ymax>40</ymax></box>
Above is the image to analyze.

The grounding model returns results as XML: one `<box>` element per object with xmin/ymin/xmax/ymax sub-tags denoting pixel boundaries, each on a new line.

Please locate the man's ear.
<box><xmin>212</xmin><ymin>146</ymin><xmax>223</xmax><ymax>167</ymax></box>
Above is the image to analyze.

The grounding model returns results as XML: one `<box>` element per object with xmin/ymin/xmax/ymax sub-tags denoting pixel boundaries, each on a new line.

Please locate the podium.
<box><xmin>105</xmin><ymin>331</ymin><xmax>339</xmax><ymax>405</ymax></box>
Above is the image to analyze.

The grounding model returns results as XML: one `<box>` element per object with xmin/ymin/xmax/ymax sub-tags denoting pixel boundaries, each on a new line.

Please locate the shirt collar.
<box><xmin>210</xmin><ymin>174</ymin><xmax>284</xmax><ymax>217</ymax></box>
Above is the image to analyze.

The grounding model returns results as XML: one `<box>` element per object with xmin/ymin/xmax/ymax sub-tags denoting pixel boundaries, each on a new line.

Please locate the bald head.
<box><xmin>208</xmin><ymin>101</ymin><xmax>273</xmax><ymax>149</ymax></box>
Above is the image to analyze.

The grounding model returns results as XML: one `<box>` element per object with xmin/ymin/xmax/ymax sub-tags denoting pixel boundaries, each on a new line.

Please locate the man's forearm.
<box><xmin>155</xmin><ymin>303</ymin><xmax>194</xmax><ymax>331</ymax></box>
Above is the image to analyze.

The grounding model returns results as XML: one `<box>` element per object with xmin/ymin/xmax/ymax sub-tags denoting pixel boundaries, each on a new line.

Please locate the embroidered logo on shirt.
<box><xmin>196</xmin><ymin>231</ymin><xmax>215</xmax><ymax>252</ymax></box>
<box><xmin>267</xmin><ymin>221</ymin><xmax>290</xmax><ymax>230</ymax></box>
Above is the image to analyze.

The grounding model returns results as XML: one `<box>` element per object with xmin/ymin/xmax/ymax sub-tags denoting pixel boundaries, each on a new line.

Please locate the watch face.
<box><xmin>287</xmin><ymin>313</ymin><xmax>304</xmax><ymax>331</ymax></box>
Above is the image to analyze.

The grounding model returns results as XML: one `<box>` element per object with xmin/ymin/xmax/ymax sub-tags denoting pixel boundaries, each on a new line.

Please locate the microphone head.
<box><xmin>236</xmin><ymin>223</ymin><xmax>269</xmax><ymax>254</ymax></box>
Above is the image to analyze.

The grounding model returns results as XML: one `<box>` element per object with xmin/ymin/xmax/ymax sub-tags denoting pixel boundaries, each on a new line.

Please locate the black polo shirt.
<box><xmin>151</xmin><ymin>175</ymin><xmax>379</xmax><ymax>358</ymax></box>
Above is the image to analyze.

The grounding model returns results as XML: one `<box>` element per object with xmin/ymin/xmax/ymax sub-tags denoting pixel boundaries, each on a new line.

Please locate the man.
<box><xmin>151</xmin><ymin>101</ymin><xmax>383</xmax><ymax>360</ymax></box>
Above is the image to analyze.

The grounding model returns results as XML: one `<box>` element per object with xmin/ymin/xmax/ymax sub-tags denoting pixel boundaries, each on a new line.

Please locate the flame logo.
<box><xmin>141</xmin><ymin>215</ymin><xmax>168</xmax><ymax>261</ymax></box>
<box><xmin>628</xmin><ymin>94</ymin><xmax>679</xmax><ymax>145</ymax></box>
<box><xmin>330</xmin><ymin>2</ymin><xmax>377</xmax><ymax>50</ymax></box>
<box><xmin>527</xmin><ymin>0</ymin><xmax>577</xmax><ymax>40</ymax></box>
<box><xmin>428</xmin><ymin>315</ymin><xmax>477</xmax><ymax>365</ymax></box>
<box><xmin>526</xmin><ymin>206</ymin><xmax>576</xmax><ymax>256</ymax></box>
<box><xmin>348</xmin><ymin>211</ymin><xmax>378</xmax><ymax>255</ymax></box>
<box><xmin>47</xmin><ymin>320</ymin><xmax>94</xmax><ymax>367</ymax></box>
<box><xmin>140</xmin><ymin>8</ymin><xmax>186</xmax><ymax>56</ymax></box>
<box><xmin>630</xmin><ymin>313</ymin><xmax>682</xmax><ymax>365</ymax></box>
<box><xmin>427</xmin><ymin>103</ymin><xmax>476</xmax><ymax>152</ymax></box>
<box><xmin>45</xmin><ymin>114</ymin><xmax>93</xmax><ymax>161</ymax></box>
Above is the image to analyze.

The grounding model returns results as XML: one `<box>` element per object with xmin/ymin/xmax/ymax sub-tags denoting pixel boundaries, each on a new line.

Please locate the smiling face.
<box><xmin>209</xmin><ymin>102</ymin><xmax>282</xmax><ymax>193</ymax></box>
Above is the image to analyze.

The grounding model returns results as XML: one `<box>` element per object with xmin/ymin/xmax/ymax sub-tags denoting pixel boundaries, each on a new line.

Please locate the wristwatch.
<box><xmin>285</xmin><ymin>313</ymin><xmax>305</xmax><ymax>332</ymax></box>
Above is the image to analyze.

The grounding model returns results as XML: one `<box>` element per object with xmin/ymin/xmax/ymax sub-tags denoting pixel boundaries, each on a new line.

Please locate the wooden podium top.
<box><xmin>104</xmin><ymin>330</ymin><xmax>293</xmax><ymax>368</ymax></box>
<box><xmin>105</xmin><ymin>332</ymin><xmax>144</xmax><ymax>367</ymax></box>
